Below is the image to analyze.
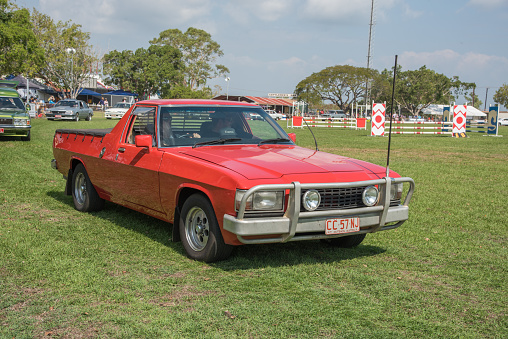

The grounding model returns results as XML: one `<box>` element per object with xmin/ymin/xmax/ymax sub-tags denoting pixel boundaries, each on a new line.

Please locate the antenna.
<box><xmin>365</xmin><ymin>0</ymin><xmax>375</xmax><ymax>113</ymax></box>
<box><xmin>386</xmin><ymin>55</ymin><xmax>398</xmax><ymax>177</ymax></box>
<box><xmin>302</xmin><ymin>117</ymin><xmax>319</xmax><ymax>152</ymax></box>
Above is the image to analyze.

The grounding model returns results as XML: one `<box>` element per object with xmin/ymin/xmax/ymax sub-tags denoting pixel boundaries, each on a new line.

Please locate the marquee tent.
<box><xmin>422</xmin><ymin>104</ymin><xmax>486</xmax><ymax>118</ymax></box>
<box><xmin>102</xmin><ymin>90</ymin><xmax>138</xmax><ymax>106</ymax></box>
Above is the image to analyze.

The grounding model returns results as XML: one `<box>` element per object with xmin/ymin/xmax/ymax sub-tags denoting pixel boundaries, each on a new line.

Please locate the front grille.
<box><xmin>0</xmin><ymin>118</ymin><xmax>13</xmax><ymax>124</ymax></box>
<box><xmin>301</xmin><ymin>187</ymin><xmax>366</xmax><ymax>211</ymax></box>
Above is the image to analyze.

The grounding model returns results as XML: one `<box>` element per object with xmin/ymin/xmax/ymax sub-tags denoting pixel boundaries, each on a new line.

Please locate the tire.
<box><xmin>72</xmin><ymin>163</ymin><xmax>104</xmax><ymax>212</ymax></box>
<box><xmin>85</xmin><ymin>114</ymin><xmax>92</xmax><ymax>121</ymax></box>
<box><xmin>75</xmin><ymin>115</ymin><xmax>79</xmax><ymax>122</ymax></box>
<box><xmin>179</xmin><ymin>194</ymin><xmax>233</xmax><ymax>262</ymax></box>
<box><xmin>21</xmin><ymin>130</ymin><xmax>31</xmax><ymax>141</ymax></box>
<box><xmin>323</xmin><ymin>233</ymin><xmax>366</xmax><ymax>248</ymax></box>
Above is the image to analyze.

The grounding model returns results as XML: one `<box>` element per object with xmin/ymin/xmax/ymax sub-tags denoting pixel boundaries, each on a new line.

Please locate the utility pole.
<box><xmin>484</xmin><ymin>88</ymin><xmax>489</xmax><ymax>111</ymax></box>
<box><xmin>365</xmin><ymin>0</ymin><xmax>375</xmax><ymax>116</ymax></box>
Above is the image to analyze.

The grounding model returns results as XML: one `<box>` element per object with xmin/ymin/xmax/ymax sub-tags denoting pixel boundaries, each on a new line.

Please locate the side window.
<box><xmin>124</xmin><ymin>106</ymin><xmax>157</xmax><ymax>145</ymax></box>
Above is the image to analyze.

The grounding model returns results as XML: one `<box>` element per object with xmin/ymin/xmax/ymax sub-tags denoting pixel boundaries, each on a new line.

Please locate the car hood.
<box><xmin>0</xmin><ymin>109</ymin><xmax>28</xmax><ymax>117</ymax></box>
<box><xmin>106</xmin><ymin>108</ymin><xmax>128</xmax><ymax>113</ymax></box>
<box><xmin>179</xmin><ymin>145</ymin><xmax>388</xmax><ymax>180</ymax></box>
<box><xmin>49</xmin><ymin>107</ymin><xmax>76</xmax><ymax>111</ymax></box>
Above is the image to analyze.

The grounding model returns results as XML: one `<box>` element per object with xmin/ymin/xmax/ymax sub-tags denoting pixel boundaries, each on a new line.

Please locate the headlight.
<box><xmin>14</xmin><ymin>118</ymin><xmax>29</xmax><ymax>126</ymax></box>
<box><xmin>302</xmin><ymin>190</ymin><xmax>320</xmax><ymax>211</ymax></box>
<box><xmin>391</xmin><ymin>183</ymin><xmax>403</xmax><ymax>200</ymax></box>
<box><xmin>362</xmin><ymin>185</ymin><xmax>379</xmax><ymax>206</ymax></box>
<box><xmin>235</xmin><ymin>190</ymin><xmax>284</xmax><ymax>211</ymax></box>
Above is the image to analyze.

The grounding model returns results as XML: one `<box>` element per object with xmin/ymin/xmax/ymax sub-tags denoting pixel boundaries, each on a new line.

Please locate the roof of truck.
<box><xmin>136</xmin><ymin>99</ymin><xmax>259</xmax><ymax>107</ymax></box>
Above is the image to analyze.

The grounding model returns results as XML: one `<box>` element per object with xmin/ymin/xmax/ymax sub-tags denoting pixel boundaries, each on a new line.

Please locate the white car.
<box><xmin>498</xmin><ymin>118</ymin><xmax>508</xmax><ymax>126</ymax></box>
<box><xmin>266</xmin><ymin>110</ymin><xmax>284</xmax><ymax>120</ymax></box>
<box><xmin>105</xmin><ymin>102</ymin><xmax>132</xmax><ymax>119</ymax></box>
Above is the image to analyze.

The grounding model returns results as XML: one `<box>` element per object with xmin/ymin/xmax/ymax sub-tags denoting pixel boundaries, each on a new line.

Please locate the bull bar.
<box><xmin>223</xmin><ymin>177</ymin><xmax>415</xmax><ymax>244</ymax></box>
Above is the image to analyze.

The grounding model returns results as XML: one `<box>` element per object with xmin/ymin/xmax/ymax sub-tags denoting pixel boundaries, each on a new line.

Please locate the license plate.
<box><xmin>55</xmin><ymin>115</ymin><xmax>62</xmax><ymax>118</ymax></box>
<box><xmin>0</xmin><ymin>128</ymin><xmax>4</xmax><ymax>133</ymax></box>
<box><xmin>325</xmin><ymin>217</ymin><xmax>360</xmax><ymax>235</ymax></box>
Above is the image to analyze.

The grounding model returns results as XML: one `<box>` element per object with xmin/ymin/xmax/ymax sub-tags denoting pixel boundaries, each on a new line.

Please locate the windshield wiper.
<box><xmin>193</xmin><ymin>138</ymin><xmax>241</xmax><ymax>148</ymax></box>
<box><xmin>257</xmin><ymin>138</ymin><xmax>291</xmax><ymax>146</ymax></box>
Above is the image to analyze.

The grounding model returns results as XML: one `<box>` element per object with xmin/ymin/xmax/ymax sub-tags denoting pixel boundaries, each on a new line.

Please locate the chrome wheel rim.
<box><xmin>184</xmin><ymin>206</ymin><xmax>209</xmax><ymax>252</ymax></box>
<box><xmin>74</xmin><ymin>172</ymin><xmax>87</xmax><ymax>205</ymax></box>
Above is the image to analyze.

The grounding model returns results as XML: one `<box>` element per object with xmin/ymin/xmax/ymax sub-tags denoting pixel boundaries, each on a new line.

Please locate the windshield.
<box><xmin>157</xmin><ymin>106</ymin><xmax>292</xmax><ymax>147</ymax></box>
<box><xmin>114</xmin><ymin>103</ymin><xmax>131</xmax><ymax>108</ymax></box>
<box><xmin>0</xmin><ymin>97</ymin><xmax>25</xmax><ymax>110</ymax></box>
<box><xmin>54</xmin><ymin>100</ymin><xmax>78</xmax><ymax>108</ymax></box>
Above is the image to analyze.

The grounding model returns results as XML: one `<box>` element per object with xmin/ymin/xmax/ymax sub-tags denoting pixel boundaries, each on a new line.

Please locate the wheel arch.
<box><xmin>64</xmin><ymin>158</ymin><xmax>86</xmax><ymax>195</ymax></box>
<box><xmin>172</xmin><ymin>187</ymin><xmax>213</xmax><ymax>243</ymax></box>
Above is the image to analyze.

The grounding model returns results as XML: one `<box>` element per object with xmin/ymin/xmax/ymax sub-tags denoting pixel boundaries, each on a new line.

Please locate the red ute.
<box><xmin>52</xmin><ymin>99</ymin><xmax>415</xmax><ymax>262</ymax></box>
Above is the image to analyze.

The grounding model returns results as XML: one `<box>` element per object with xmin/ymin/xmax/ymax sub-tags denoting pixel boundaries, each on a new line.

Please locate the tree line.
<box><xmin>0</xmin><ymin>0</ymin><xmax>228</xmax><ymax>100</ymax></box>
<box><xmin>295</xmin><ymin>64</ymin><xmax>508</xmax><ymax>116</ymax></box>
<box><xmin>1</xmin><ymin>0</ymin><xmax>507</xmax><ymax>110</ymax></box>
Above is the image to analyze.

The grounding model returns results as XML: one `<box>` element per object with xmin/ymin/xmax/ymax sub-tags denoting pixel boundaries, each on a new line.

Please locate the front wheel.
<box><xmin>72</xmin><ymin>164</ymin><xmax>104</xmax><ymax>212</ymax></box>
<box><xmin>322</xmin><ymin>233</ymin><xmax>366</xmax><ymax>248</ymax></box>
<box><xmin>21</xmin><ymin>130</ymin><xmax>31</xmax><ymax>141</ymax></box>
<box><xmin>75</xmin><ymin>114</ymin><xmax>79</xmax><ymax>122</ymax></box>
<box><xmin>179</xmin><ymin>194</ymin><xmax>233</xmax><ymax>262</ymax></box>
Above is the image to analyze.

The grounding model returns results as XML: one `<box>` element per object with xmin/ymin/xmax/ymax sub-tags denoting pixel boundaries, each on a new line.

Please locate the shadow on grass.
<box><xmin>47</xmin><ymin>190</ymin><xmax>386</xmax><ymax>269</ymax></box>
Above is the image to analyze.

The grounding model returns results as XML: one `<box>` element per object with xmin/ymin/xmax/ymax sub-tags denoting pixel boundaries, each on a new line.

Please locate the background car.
<box><xmin>0</xmin><ymin>86</ymin><xmax>31</xmax><ymax>141</ymax></box>
<box><xmin>46</xmin><ymin>99</ymin><xmax>93</xmax><ymax>121</ymax></box>
<box><xmin>105</xmin><ymin>102</ymin><xmax>133</xmax><ymax>119</ymax></box>
<box><xmin>322</xmin><ymin>110</ymin><xmax>347</xmax><ymax>119</ymax></box>
<box><xmin>498</xmin><ymin>118</ymin><xmax>508</xmax><ymax>126</ymax></box>
<box><xmin>265</xmin><ymin>109</ymin><xmax>284</xmax><ymax>120</ymax></box>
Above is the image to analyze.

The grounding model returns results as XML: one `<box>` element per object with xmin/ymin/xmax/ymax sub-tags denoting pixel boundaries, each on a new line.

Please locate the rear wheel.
<box><xmin>85</xmin><ymin>114</ymin><xmax>92</xmax><ymax>121</ymax></box>
<box><xmin>323</xmin><ymin>233</ymin><xmax>366</xmax><ymax>248</ymax></box>
<box><xmin>179</xmin><ymin>194</ymin><xmax>233</xmax><ymax>262</ymax></box>
<box><xmin>72</xmin><ymin>164</ymin><xmax>104</xmax><ymax>212</ymax></box>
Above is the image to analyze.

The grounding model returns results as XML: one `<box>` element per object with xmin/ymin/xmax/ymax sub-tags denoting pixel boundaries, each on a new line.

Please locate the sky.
<box><xmin>14</xmin><ymin>0</ymin><xmax>508</xmax><ymax>109</ymax></box>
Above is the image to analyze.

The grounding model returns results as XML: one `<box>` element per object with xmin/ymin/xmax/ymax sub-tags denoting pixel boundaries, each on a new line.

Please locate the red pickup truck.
<box><xmin>52</xmin><ymin>99</ymin><xmax>414</xmax><ymax>262</ymax></box>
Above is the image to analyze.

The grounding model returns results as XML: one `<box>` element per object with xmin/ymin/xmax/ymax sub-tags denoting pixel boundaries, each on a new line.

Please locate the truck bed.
<box><xmin>55</xmin><ymin>128</ymin><xmax>112</xmax><ymax>138</ymax></box>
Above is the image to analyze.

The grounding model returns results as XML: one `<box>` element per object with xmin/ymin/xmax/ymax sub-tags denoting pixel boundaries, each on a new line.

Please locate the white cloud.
<box><xmin>39</xmin><ymin>0</ymin><xmax>212</xmax><ymax>35</ymax></box>
<box><xmin>398</xmin><ymin>49</ymin><xmax>508</xmax><ymax>86</ymax></box>
<box><xmin>467</xmin><ymin>0</ymin><xmax>508</xmax><ymax>10</ymax></box>
<box><xmin>224</xmin><ymin>0</ymin><xmax>292</xmax><ymax>22</ymax></box>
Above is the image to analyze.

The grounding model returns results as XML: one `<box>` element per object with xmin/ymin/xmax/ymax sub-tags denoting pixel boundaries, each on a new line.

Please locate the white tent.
<box><xmin>422</xmin><ymin>104</ymin><xmax>486</xmax><ymax>118</ymax></box>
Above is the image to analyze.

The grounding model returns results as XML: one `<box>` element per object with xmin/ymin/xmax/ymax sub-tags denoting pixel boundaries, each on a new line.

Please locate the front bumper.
<box><xmin>0</xmin><ymin>124</ymin><xmax>31</xmax><ymax>137</ymax></box>
<box><xmin>46</xmin><ymin>112</ymin><xmax>77</xmax><ymax>120</ymax></box>
<box><xmin>105</xmin><ymin>111</ymin><xmax>126</xmax><ymax>119</ymax></box>
<box><xmin>223</xmin><ymin>177</ymin><xmax>415</xmax><ymax>244</ymax></box>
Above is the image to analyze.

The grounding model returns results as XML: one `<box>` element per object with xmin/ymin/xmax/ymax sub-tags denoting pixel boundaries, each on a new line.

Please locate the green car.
<box><xmin>0</xmin><ymin>86</ymin><xmax>31</xmax><ymax>141</ymax></box>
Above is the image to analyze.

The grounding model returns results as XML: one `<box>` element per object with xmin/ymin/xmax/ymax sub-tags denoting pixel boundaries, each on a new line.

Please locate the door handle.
<box><xmin>118</xmin><ymin>147</ymin><xmax>125</xmax><ymax>153</ymax></box>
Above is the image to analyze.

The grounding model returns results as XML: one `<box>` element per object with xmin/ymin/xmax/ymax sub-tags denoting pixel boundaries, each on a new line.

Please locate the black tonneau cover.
<box><xmin>55</xmin><ymin>129</ymin><xmax>112</xmax><ymax>137</ymax></box>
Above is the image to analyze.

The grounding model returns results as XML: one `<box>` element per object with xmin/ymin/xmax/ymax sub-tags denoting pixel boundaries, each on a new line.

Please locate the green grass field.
<box><xmin>1</xmin><ymin>113</ymin><xmax>507</xmax><ymax>338</ymax></box>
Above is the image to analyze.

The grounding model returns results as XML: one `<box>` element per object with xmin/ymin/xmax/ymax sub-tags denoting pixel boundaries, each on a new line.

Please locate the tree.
<box><xmin>465</xmin><ymin>91</ymin><xmax>483</xmax><ymax>109</ymax></box>
<box><xmin>103</xmin><ymin>44</ymin><xmax>183</xmax><ymax>99</ymax></box>
<box><xmin>493</xmin><ymin>84</ymin><xmax>508</xmax><ymax>108</ymax></box>
<box><xmin>149</xmin><ymin>27</ymin><xmax>229</xmax><ymax>90</ymax></box>
<box><xmin>30</xmin><ymin>9</ymin><xmax>101</xmax><ymax>99</ymax></box>
<box><xmin>294</xmin><ymin>65</ymin><xmax>378</xmax><ymax>112</ymax></box>
<box><xmin>379</xmin><ymin>65</ymin><xmax>475</xmax><ymax>116</ymax></box>
<box><xmin>0</xmin><ymin>0</ymin><xmax>44</xmax><ymax>76</ymax></box>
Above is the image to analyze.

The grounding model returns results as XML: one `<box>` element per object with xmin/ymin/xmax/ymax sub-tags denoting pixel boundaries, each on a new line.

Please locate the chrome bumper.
<box><xmin>223</xmin><ymin>177</ymin><xmax>415</xmax><ymax>244</ymax></box>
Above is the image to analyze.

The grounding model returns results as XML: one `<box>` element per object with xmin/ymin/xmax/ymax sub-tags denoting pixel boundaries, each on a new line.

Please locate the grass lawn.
<box><xmin>1</xmin><ymin>113</ymin><xmax>507</xmax><ymax>338</ymax></box>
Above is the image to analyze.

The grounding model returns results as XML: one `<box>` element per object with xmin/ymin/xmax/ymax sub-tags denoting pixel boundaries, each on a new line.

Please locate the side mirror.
<box><xmin>288</xmin><ymin>133</ymin><xmax>296</xmax><ymax>143</ymax></box>
<box><xmin>135</xmin><ymin>134</ymin><xmax>153</xmax><ymax>151</ymax></box>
